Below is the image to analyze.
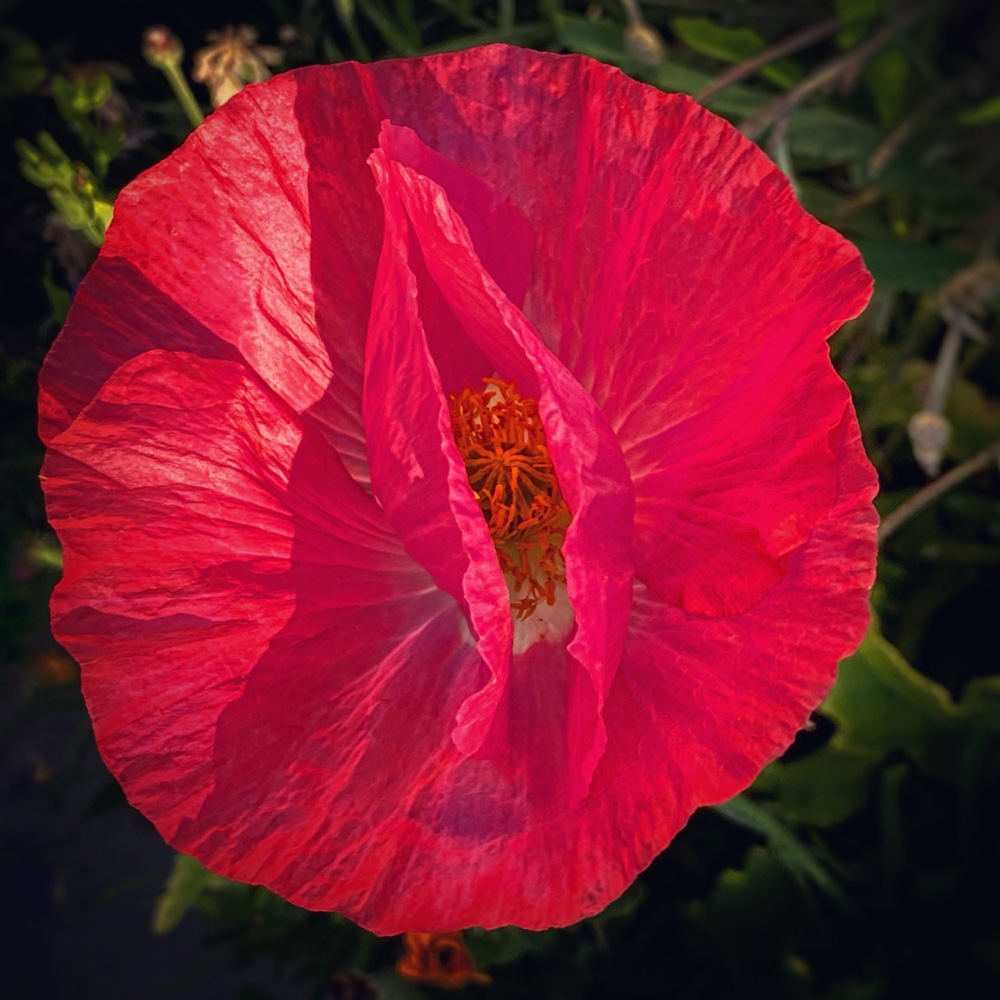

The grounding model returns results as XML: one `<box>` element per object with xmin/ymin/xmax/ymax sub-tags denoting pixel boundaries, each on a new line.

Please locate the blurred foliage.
<box><xmin>1</xmin><ymin>0</ymin><xmax>999</xmax><ymax>997</ymax></box>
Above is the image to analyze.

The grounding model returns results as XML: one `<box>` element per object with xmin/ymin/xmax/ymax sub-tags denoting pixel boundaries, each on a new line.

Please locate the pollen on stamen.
<box><xmin>448</xmin><ymin>378</ymin><xmax>572</xmax><ymax>621</ymax></box>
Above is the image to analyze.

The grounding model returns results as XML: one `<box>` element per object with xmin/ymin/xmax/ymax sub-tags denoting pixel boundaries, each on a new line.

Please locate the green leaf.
<box><xmin>552</xmin><ymin>14</ymin><xmax>769</xmax><ymax>118</ymax></box>
<box><xmin>671</xmin><ymin>17</ymin><xmax>802</xmax><ymax>88</ymax></box>
<box><xmin>787</xmin><ymin>108</ymin><xmax>883</xmax><ymax>166</ymax></box>
<box><xmin>465</xmin><ymin>926</ymin><xmax>558</xmax><ymax>969</ymax></box>
<box><xmin>956</xmin><ymin>677</ymin><xmax>1000</xmax><ymax>736</ymax></box>
<box><xmin>16</xmin><ymin>133</ymin><xmax>75</xmax><ymax>188</ymax></box>
<box><xmin>42</xmin><ymin>263</ymin><xmax>71</xmax><ymax>325</ymax></box>
<box><xmin>822</xmin><ymin>629</ymin><xmax>958</xmax><ymax>772</ymax></box>
<box><xmin>0</xmin><ymin>30</ymin><xmax>47</xmax><ymax>97</ymax></box>
<box><xmin>944</xmin><ymin>379</ymin><xmax>1000</xmax><ymax>460</ymax></box>
<box><xmin>691</xmin><ymin>846</ymin><xmax>805</xmax><ymax>947</ymax></box>
<box><xmin>152</xmin><ymin>852</ymin><xmax>230</xmax><ymax>934</ymax></box>
<box><xmin>357</xmin><ymin>0</ymin><xmax>418</xmax><ymax>54</ymax></box>
<box><xmin>47</xmin><ymin>186</ymin><xmax>91</xmax><ymax>228</ymax></box>
<box><xmin>853</xmin><ymin>239</ymin><xmax>972</xmax><ymax>292</ymax></box>
<box><xmin>714</xmin><ymin>795</ymin><xmax>847</xmax><ymax>904</ymax></box>
<box><xmin>863</xmin><ymin>46</ymin><xmax>911</xmax><ymax>127</ymax></box>
<box><xmin>869</xmin><ymin>154</ymin><xmax>992</xmax><ymax>226</ymax></box>
<box><xmin>332</xmin><ymin>0</ymin><xmax>356</xmax><ymax>24</ymax></box>
<box><xmin>958</xmin><ymin>94</ymin><xmax>1000</xmax><ymax>125</ymax></box>
<box><xmin>552</xmin><ymin>14</ymin><xmax>631</xmax><ymax>67</ymax></box>
<box><xmin>761</xmin><ymin>746</ymin><xmax>875</xmax><ymax>827</ymax></box>
<box><xmin>834</xmin><ymin>0</ymin><xmax>881</xmax><ymax>48</ymax></box>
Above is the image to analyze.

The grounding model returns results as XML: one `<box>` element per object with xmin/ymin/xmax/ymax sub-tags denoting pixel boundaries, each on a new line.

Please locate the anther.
<box><xmin>449</xmin><ymin>378</ymin><xmax>571</xmax><ymax>619</ymax></box>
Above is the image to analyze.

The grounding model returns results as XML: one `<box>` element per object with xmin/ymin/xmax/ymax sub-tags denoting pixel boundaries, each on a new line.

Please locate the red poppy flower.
<box><xmin>39</xmin><ymin>44</ymin><xmax>877</xmax><ymax>935</ymax></box>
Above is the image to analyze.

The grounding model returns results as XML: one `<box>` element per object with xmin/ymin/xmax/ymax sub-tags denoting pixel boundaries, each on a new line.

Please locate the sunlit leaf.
<box><xmin>760</xmin><ymin>746</ymin><xmax>875</xmax><ymax>827</ymax></box>
<box><xmin>152</xmin><ymin>852</ymin><xmax>230</xmax><ymax>934</ymax></box>
<box><xmin>958</xmin><ymin>94</ymin><xmax>1000</xmax><ymax>125</ymax></box>
<box><xmin>823</xmin><ymin>629</ymin><xmax>958</xmax><ymax>773</ymax></box>
<box><xmin>715</xmin><ymin>795</ymin><xmax>847</xmax><ymax>903</ymax></box>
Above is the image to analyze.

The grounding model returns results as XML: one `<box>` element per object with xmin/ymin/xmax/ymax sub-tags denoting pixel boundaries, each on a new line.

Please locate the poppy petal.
<box><xmin>632</xmin><ymin>351</ymin><xmax>863</xmax><ymax>615</ymax></box>
<box><xmin>363</xmin><ymin>145</ymin><xmax>513</xmax><ymax>756</ymax></box>
<box><xmin>598</xmin><ymin>400</ymin><xmax>878</xmax><ymax>829</ymax></box>
<box><xmin>43</xmin><ymin>349</ymin><xmax>434</xmax><ymax>841</ymax></box>
<box><xmin>41</xmin><ymin>72</ymin><xmax>384</xmax><ymax>486</ymax></box>
<box><xmin>373</xmin><ymin>125</ymin><xmax>635</xmax><ymax>791</ymax></box>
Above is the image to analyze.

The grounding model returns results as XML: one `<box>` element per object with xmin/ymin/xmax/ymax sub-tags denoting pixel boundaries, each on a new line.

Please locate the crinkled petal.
<box><xmin>373</xmin><ymin>124</ymin><xmax>635</xmax><ymax>792</ymax></box>
<box><xmin>41</xmin><ymin>73</ymin><xmax>379</xmax><ymax>486</ymax></box>
<box><xmin>594</xmin><ymin>402</ymin><xmax>879</xmax><ymax>832</ymax></box>
<box><xmin>634</xmin><ymin>352</ymin><xmax>858</xmax><ymax>615</ymax></box>
<box><xmin>289</xmin><ymin>48</ymin><xmax>871</xmax><ymax>616</ymax></box>
<box><xmin>247</xmin><ymin>399</ymin><xmax>875</xmax><ymax>935</ymax></box>
<box><xmin>43</xmin><ymin>350</ymin><xmax>436</xmax><ymax>842</ymax></box>
<box><xmin>363</xmin><ymin>148</ymin><xmax>512</xmax><ymax>756</ymax></box>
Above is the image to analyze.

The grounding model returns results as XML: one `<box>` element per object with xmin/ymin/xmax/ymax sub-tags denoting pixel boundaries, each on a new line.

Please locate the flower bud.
<box><xmin>907</xmin><ymin>409</ymin><xmax>951</xmax><ymax>477</ymax></box>
<box><xmin>625</xmin><ymin>23</ymin><xmax>667</xmax><ymax>67</ymax></box>
<box><xmin>142</xmin><ymin>26</ymin><xmax>184</xmax><ymax>70</ymax></box>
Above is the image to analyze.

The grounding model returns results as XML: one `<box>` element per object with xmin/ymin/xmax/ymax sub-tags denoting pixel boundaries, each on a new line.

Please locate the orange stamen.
<box><xmin>449</xmin><ymin>378</ymin><xmax>571</xmax><ymax>619</ymax></box>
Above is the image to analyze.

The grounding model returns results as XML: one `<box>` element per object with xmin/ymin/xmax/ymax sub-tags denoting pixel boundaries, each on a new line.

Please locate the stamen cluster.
<box><xmin>449</xmin><ymin>378</ymin><xmax>571</xmax><ymax>618</ymax></box>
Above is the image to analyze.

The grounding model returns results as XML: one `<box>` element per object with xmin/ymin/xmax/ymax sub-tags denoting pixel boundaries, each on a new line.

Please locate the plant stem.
<box><xmin>739</xmin><ymin>1</ymin><xmax>939</xmax><ymax>141</ymax></box>
<box><xmin>162</xmin><ymin>61</ymin><xmax>204</xmax><ymax>128</ymax></box>
<box><xmin>878</xmin><ymin>438</ymin><xmax>1000</xmax><ymax>543</ymax></box>
<box><xmin>695</xmin><ymin>16</ymin><xmax>841</xmax><ymax>105</ymax></box>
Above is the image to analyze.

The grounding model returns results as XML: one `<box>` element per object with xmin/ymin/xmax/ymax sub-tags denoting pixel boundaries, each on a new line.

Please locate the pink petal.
<box><xmin>44</xmin><ymin>349</ymin><xmax>436</xmax><ymax>841</ymax></box>
<box><xmin>363</xmin><ymin>146</ymin><xmax>513</xmax><ymax>755</ymax></box>
<box><xmin>42</xmin><ymin>72</ymin><xmax>380</xmax><ymax>486</ymax></box>
<box><xmin>373</xmin><ymin>124</ymin><xmax>635</xmax><ymax>793</ymax></box>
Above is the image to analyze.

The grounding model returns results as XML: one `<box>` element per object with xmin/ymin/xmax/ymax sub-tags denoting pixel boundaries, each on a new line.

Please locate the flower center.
<box><xmin>449</xmin><ymin>378</ymin><xmax>571</xmax><ymax>620</ymax></box>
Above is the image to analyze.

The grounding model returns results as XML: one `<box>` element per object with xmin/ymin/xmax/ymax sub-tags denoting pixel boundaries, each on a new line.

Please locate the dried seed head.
<box><xmin>192</xmin><ymin>25</ymin><xmax>283</xmax><ymax>108</ymax></box>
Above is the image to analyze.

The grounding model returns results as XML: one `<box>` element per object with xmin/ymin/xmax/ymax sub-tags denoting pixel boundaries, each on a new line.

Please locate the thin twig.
<box><xmin>867</xmin><ymin>83</ymin><xmax>957</xmax><ymax>176</ymax></box>
<box><xmin>922</xmin><ymin>323</ymin><xmax>964</xmax><ymax>414</ymax></box>
<box><xmin>695</xmin><ymin>17</ymin><xmax>840</xmax><ymax>105</ymax></box>
<box><xmin>739</xmin><ymin>1</ymin><xmax>938</xmax><ymax>141</ymax></box>
<box><xmin>878</xmin><ymin>438</ymin><xmax>1000</xmax><ymax>543</ymax></box>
